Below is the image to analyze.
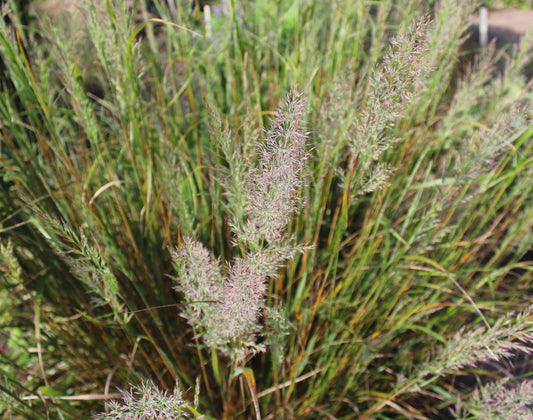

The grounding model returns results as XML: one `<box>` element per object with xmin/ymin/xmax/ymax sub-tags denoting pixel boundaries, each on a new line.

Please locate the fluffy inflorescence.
<box><xmin>173</xmin><ymin>92</ymin><xmax>309</xmax><ymax>361</ymax></box>
<box><xmin>95</xmin><ymin>379</ymin><xmax>191</xmax><ymax>420</ymax></box>
<box><xmin>172</xmin><ymin>240</ymin><xmax>281</xmax><ymax>359</ymax></box>
<box><xmin>240</xmin><ymin>91</ymin><xmax>310</xmax><ymax>245</ymax></box>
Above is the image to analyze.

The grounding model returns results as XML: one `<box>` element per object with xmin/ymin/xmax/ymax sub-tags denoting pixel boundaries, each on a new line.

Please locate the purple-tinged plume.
<box><xmin>172</xmin><ymin>92</ymin><xmax>310</xmax><ymax>361</ymax></box>
<box><xmin>240</xmin><ymin>91</ymin><xmax>310</xmax><ymax>245</ymax></box>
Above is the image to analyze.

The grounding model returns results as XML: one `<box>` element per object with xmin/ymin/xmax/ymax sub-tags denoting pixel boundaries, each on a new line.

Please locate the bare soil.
<box><xmin>468</xmin><ymin>7</ymin><xmax>533</xmax><ymax>48</ymax></box>
<box><xmin>469</xmin><ymin>8</ymin><xmax>533</xmax><ymax>35</ymax></box>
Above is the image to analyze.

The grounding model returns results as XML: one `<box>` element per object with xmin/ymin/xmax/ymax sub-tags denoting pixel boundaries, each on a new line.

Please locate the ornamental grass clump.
<box><xmin>0</xmin><ymin>0</ymin><xmax>532</xmax><ymax>418</ymax></box>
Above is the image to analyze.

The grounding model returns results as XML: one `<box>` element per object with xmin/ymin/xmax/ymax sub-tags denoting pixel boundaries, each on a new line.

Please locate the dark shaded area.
<box><xmin>0</xmin><ymin>0</ymin><xmax>31</xmax><ymax>84</ymax></box>
<box><xmin>466</xmin><ymin>23</ymin><xmax>523</xmax><ymax>49</ymax></box>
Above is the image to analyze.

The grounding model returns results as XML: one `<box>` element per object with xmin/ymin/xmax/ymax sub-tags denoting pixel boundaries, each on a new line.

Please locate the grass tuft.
<box><xmin>0</xmin><ymin>0</ymin><xmax>532</xmax><ymax>418</ymax></box>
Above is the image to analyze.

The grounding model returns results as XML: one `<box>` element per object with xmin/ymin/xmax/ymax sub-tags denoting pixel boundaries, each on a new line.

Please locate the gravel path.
<box><xmin>469</xmin><ymin>7</ymin><xmax>533</xmax><ymax>37</ymax></box>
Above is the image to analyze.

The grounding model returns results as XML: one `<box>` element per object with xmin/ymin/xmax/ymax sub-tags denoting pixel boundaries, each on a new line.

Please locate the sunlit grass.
<box><xmin>1</xmin><ymin>0</ymin><xmax>532</xmax><ymax>418</ymax></box>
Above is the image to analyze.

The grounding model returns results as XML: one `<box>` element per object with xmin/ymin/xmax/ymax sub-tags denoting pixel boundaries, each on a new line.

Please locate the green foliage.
<box><xmin>479</xmin><ymin>0</ymin><xmax>533</xmax><ymax>9</ymax></box>
<box><xmin>0</xmin><ymin>0</ymin><xmax>532</xmax><ymax>418</ymax></box>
